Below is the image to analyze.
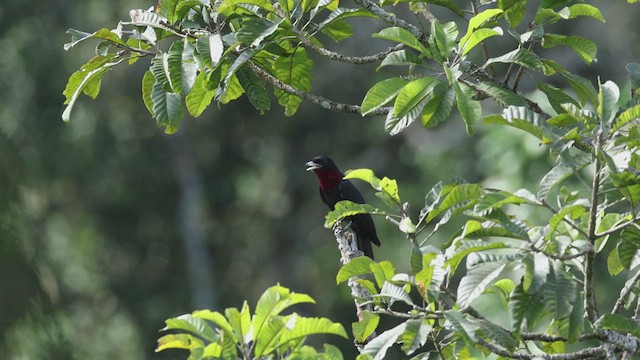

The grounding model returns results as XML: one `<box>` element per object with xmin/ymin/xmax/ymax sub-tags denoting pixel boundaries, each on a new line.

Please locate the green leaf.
<box><xmin>377</xmin><ymin>50</ymin><xmax>425</xmax><ymax>70</ymax></box>
<box><xmin>394</xmin><ymin>77</ymin><xmax>439</xmax><ymax>118</ymax></box>
<box><xmin>321</xmin><ymin>19</ymin><xmax>354</xmax><ymax>41</ymax></box>
<box><xmin>400</xmin><ymin>320</ymin><xmax>431</xmax><ymax>355</ymax></box>
<box><xmin>324</xmin><ymin>201</ymin><xmax>384</xmax><ymax>228</ymax></box>
<box><xmin>236</xmin><ymin>18</ymin><xmax>282</xmax><ymax>47</ymax></box>
<box><xmin>424</xmin><ymin>184</ymin><xmax>483</xmax><ymax>224</ymax></box>
<box><xmin>446</xmin><ymin>240</ymin><xmax>509</xmax><ymax>274</ymax></box>
<box><xmin>452</xmin><ymin>81</ymin><xmax>481</xmax><ymax>135</ymax></box>
<box><xmin>473</xmin><ymin>81</ymin><xmax>526</xmax><ymax>107</ymax></box>
<box><xmin>421</xmin><ymin>83</ymin><xmax>455</xmax><ymax>127</ymax></box>
<box><xmin>566</xmin><ymin>4</ymin><xmax>605</xmax><ymax>22</ymax></box>
<box><xmin>627</xmin><ymin>63</ymin><xmax>640</xmax><ymax>90</ymax></box>
<box><xmin>141</xmin><ymin>70</ymin><xmax>155</xmax><ymax>116</ymax></box>
<box><xmin>612</xmin><ymin>104</ymin><xmax>640</xmax><ymax>132</ymax></box>
<box><xmin>498</xmin><ymin>0</ymin><xmax>526</xmax><ymax>27</ymax></box>
<box><xmin>151</xmin><ymin>81</ymin><xmax>184</xmax><ymax>134</ymax></box>
<box><xmin>542</xmin><ymin>34</ymin><xmax>597</xmax><ymax>64</ymax></box>
<box><xmin>361</xmin><ymin>323</ymin><xmax>406</xmax><ymax>360</ymax></box>
<box><xmin>537</xmin><ymin>165</ymin><xmax>576</xmax><ymax>200</ymax></box>
<box><xmin>252</xmin><ymin>286</ymin><xmax>315</xmax><ymax>343</ymax></box>
<box><xmin>474</xmin><ymin>191</ymin><xmax>538</xmax><ymax>214</ymax></box>
<box><xmin>361</xmin><ymin>77</ymin><xmax>408</xmax><ymax>116</ymax></box>
<box><xmin>401</xmin><ymin>0</ymin><xmax>464</xmax><ymax>16</ymax></box>
<box><xmin>62</xmin><ymin>55</ymin><xmax>123</xmax><ymax>122</ymax></box>
<box><xmin>236</xmin><ymin>66</ymin><xmax>270</xmax><ymax>113</ymax></box>
<box><xmin>163</xmin><ymin>315</ymin><xmax>216</xmax><ymax>341</ymax></box>
<box><xmin>596</xmin><ymin>314</ymin><xmax>640</xmax><ymax>337</ymax></box>
<box><xmin>443</xmin><ymin>310</ymin><xmax>479</xmax><ymax>343</ymax></box>
<box><xmin>536</xmin><ymin>81</ymin><xmax>580</xmax><ymax>114</ymax></box>
<box><xmin>560</xmin><ymin>72</ymin><xmax>598</xmax><ymax>106</ymax></box>
<box><xmin>273</xmin><ymin>48</ymin><xmax>313</xmax><ymax>116</ymax></box>
<box><xmin>483</xmin><ymin>106</ymin><xmax>553</xmax><ymax>142</ymax></box>
<box><xmin>459</xmin><ymin>9</ymin><xmax>504</xmax><ymax>49</ymax></box>
<box><xmin>192</xmin><ymin>309</ymin><xmax>238</xmax><ymax>343</ymax></box>
<box><xmin>195</xmin><ymin>34</ymin><xmax>224</xmax><ymax>69</ymax></box>
<box><xmin>186</xmin><ymin>71</ymin><xmax>216</xmax><ymax>117</ymax></box>
<box><xmin>373</xmin><ymin>27</ymin><xmax>429</xmax><ymax>55</ymax></box>
<box><xmin>607</xmin><ymin>247</ymin><xmax>624</xmax><ymax>276</ymax></box>
<box><xmin>218</xmin><ymin>0</ymin><xmax>275</xmax><ymax>15</ymax></box>
<box><xmin>156</xmin><ymin>333</ymin><xmax>201</xmax><ymax>352</ymax></box>
<box><xmin>352</xmin><ymin>313</ymin><xmax>380</xmax><ymax>343</ymax></box>
<box><xmin>542</xmin><ymin>263</ymin><xmax>577</xmax><ymax>320</ymax></box>
<box><xmin>430</xmin><ymin>20</ymin><xmax>458</xmax><ymax>59</ymax></box>
<box><xmin>459</xmin><ymin>27</ymin><xmax>503</xmax><ymax>56</ymax></box>
<box><xmin>217</xmin><ymin>50</ymin><xmax>253</xmax><ymax>103</ymax></box>
<box><xmin>378</xmin><ymin>282</ymin><xmax>414</xmax><ymax>305</ymax></box>
<box><xmin>336</xmin><ymin>256</ymin><xmax>377</xmax><ymax>284</ymax></box>
<box><xmin>264</xmin><ymin>316</ymin><xmax>347</xmax><ymax>354</ymax></box>
<box><xmin>618</xmin><ymin>229</ymin><xmax>640</xmax><ymax>270</ymax></box>
<box><xmin>548</xmin><ymin>204</ymin><xmax>587</xmax><ymax>236</ymax></box>
<box><xmin>485</xmin><ymin>48</ymin><xmax>544</xmax><ymax>72</ymax></box>
<box><xmin>385</xmin><ymin>98</ymin><xmax>428</xmax><ymax>136</ymax></box>
<box><xmin>169</xmin><ymin>39</ymin><xmax>198</xmax><ymax>95</ymax></box>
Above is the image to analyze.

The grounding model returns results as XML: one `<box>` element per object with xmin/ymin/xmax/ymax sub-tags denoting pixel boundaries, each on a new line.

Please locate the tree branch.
<box><xmin>585</xmin><ymin>129</ymin><xmax>604</xmax><ymax>323</ymax></box>
<box><xmin>293</xmin><ymin>31</ymin><xmax>406</xmax><ymax>65</ymax></box>
<box><xmin>477</xmin><ymin>338</ymin><xmax>607</xmax><ymax>360</ymax></box>
<box><xmin>249</xmin><ymin>62</ymin><xmax>392</xmax><ymax>115</ymax></box>
<box><xmin>332</xmin><ymin>221</ymin><xmax>376</xmax><ymax>351</ymax></box>
<box><xmin>352</xmin><ymin>0</ymin><xmax>427</xmax><ymax>40</ymax></box>
<box><xmin>612</xmin><ymin>268</ymin><xmax>640</xmax><ymax>314</ymax></box>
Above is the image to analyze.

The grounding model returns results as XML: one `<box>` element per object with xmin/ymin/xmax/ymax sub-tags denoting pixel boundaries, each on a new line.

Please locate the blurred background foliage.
<box><xmin>1</xmin><ymin>1</ymin><xmax>639</xmax><ymax>359</ymax></box>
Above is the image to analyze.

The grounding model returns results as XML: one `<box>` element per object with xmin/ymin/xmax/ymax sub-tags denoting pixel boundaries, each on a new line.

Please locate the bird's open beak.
<box><xmin>305</xmin><ymin>161</ymin><xmax>321</xmax><ymax>171</ymax></box>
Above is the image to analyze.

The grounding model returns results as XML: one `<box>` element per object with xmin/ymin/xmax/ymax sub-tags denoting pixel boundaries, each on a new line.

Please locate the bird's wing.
<box><xmin>319</xmin><ymin>187</ymin><xmax>330</xmax><ymax>208</ymax></box>
<box><xmin>337</xmin><ymin>180</ymin><xmax>366</xmax><ymax>204</ymax></box>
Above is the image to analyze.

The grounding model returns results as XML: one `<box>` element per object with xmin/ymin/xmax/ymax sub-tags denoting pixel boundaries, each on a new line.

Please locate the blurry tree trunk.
<box><xmin>169</xmin><ymin>129</ymin><xmax>216</xmax><ymax>309</ymax></box>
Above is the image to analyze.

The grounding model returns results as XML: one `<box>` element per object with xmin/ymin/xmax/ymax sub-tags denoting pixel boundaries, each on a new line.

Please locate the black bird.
<box><xmin>306</xmin><ymin>155</ymin><xmax>380</xmax><ymax>259</ymax></box>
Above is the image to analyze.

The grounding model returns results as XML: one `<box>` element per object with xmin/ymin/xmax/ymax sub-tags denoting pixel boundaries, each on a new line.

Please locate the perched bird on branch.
<box><xmin>305</xmin><ymin>155</ymin><xmax>380</xmax><ymax>259</ymax></box>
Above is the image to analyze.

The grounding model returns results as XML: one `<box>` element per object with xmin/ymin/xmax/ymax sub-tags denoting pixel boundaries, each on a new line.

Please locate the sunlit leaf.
<box><xmin>373</xmin><ymin>27</ymin><xmax>429</xmax><ymax>55</ymax></box>
<box><xmin>324</xmin><ymin>201</ymin><xmax>385</xmax><ymax>228</ymax></box>
<box><xmin>336</xmin><ymin>256</ymin><xmax>377</xmax><ymax>284</ymax></box>
<box><xmin>352</xmin><ymin>312</ymin><xmax>380</xmax><ymax>343</ymax></box>
<box><xmin>361</xmin><ymin>77</ymin><xmax>408</xmax><ymax>116</ymax></box>
<box><xmin>361</xmin><ymin>322</ymin><xmax>406</xmax><ymax>360</ymax></box>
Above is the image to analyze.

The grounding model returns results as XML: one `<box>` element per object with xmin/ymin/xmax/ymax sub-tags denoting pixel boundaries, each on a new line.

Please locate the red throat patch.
<box><xmin>313</xmin><ymin>168</ymin><xmax>343</xmax><ymax>190</ymax></box>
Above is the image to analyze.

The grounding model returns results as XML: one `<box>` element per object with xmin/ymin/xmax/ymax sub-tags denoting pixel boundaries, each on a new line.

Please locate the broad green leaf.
<box><xmin>265</xmin><ymin>316</ymin><xmax>347</xmax><ymax>353</ymax></box>
<box><xmin>217</xmin><ymin>50</ymin><xmax>253</xmax><ymax>102</ymax></box>
<box><xmin>485</xmin><ymin>48</ymin><xmax>544</xmax><ymax>72</ymax></box>
<box><xmin>400</xmin><ymin>320</ymin><xmax>431</xmax><ymax>355</ymax></box>
<box><xmin>596</xmin><ymin>314</ymin><xmax>640</xmax><ymax>337</ymax></box>
<box><xmin>473</xmin><ymin>81</ymin><xmax>526</xmax><ymax>107</ymax></box>
<box><xmin>151</xmin><ymin>81</ymin><xmax>184</xmax><ymax>134</ymax></box>
<box><xmin>195</xmin><ymin>34</ymin><xmax>224</xmax><ymax>69</ymax></box>
<box><xmin>498</xmin><ymin>0</ymin><xmax>526</xmax><ymax>27</ymax></box>
<box><xmin>537</xmin><ymin>165</ymin><xmax>576</xmax><ymax>200</ymax></box>
<box><xmin>542</xmin><ymin>263</ymin><xmax>577</xmax><ymax>320</ymax></box>
<box><xmin>473</xmin><ymin>191</ymin><xmax>538</xmax><ymax>214</ymax></box>
<box><xmin>566</xmin><ymin>4</ymin><xmax>605</xmax><ymax>22</ymax></box>
<box><xmin>62</xmin><ymin>55</ymin><xmax>122</xmax><ymax>122</ymax></box>
<box><xmin>236</xmin><ymin>66</ymin><xmax>270</xmax><ymax>113</ymax></box>
<box><xmin>443</xmin><ymin>310</ymin><xmax>479</xmax><ymax>343</ymax></box>
<box><xmin>378</xmin><ymin>282</ymin><xmax>413</xmax><ymax>305</ymax></box>
<box><xmin>459</xmin><ymin>27</ymin><xmax>503</xmax><ymax>56</ymax></box>
<box><xmin>361</xmin><ymin>77</ymin><xmax>408</xmax><ymax>116</ymax></box>
<box><xmin>317</xmin><ymin>8</ymin><xmax>375</xmax><ymax>30</ymax></box>
<box><xmin>391</xmin><ymin>0</ymin><xmax>463</xmax><ymax>16</ymax></box>
<box><xmin>509</xmin><ymin>283</ymin><xmax>530</xmax><ymax>334</ymax></box>
<box><xmin>218</xmin><ymin>0</ymin><xmax>275</xmax><ymax>15</ymax></box>
<box><xmin>252</xmin><ymin>286</ymin><xmax>315</xmax><ymax>343</ymax></box>
<box><xmin>352</xmin><ymin>312</ymin><xmax>380</xmax><ymax>343</ymax></box>
<box><xmin>377</xmin><ymin>50</ymin><xmax>425</xmax><ymax>70</ymax></box>
<box><xmin>156</xmin><ymin>333</ymin><xmax>200</xmax><ymax>352</ymax></box>
<box><xmin>236</xmin><ymin>18</ymin><xmax>282</xmax><ymax>47</ymax></box>
<box><xmin>607</xmin><ymin>247</ymin><xmax>624</xmax><ymax>275</ymax></box>
<box><xmin>324</xmin><ymin>201</ymin><xmax>384</xmax><ymax>228</ymax></box>
<box><xmin>612</xmin><ymin>104</ymin><xmax>640</xmax><ymax>132</ymax></box>
<box><xmin>163</xmin><ymin>315</ymin><xmax>216</xmax><ymax>341</ymax></box>
<box><xmin>385</xmin><ymin>98</ymin><xmax>428</xmax><ymax>136</ymax></box>
<box><xmin>430</xmin><ymin>20</ymin><xmax>458</xmax><ymax>59</ymax></box>
<box><xmin>459</xmin><ymin>8</ymin><xmax>504</xmax><ymax>50</ymax></box>
<box><xmin>225</xmin><ymin>303</ymin><xmax>251</xmax><ymax>344</ymax></box>
<box><xmin>446</xmin><ymin>240</ymin><xmax>509</xmax><ymax>274</ymax></box>
<box><xmin>483</xmin><ymin>106</ymin><xmax>553</xmax><ymax>142</ymax></box>
<box><xmin>425</xmin><ymin>184</ymin><xmax>483</xmax><ymax>224</ymax></box>
<box><xmin>186</xmin><ymin>71</ymin><xmax>216</xmax><ymax>117</ymax></box>
<box><xmin>168</xmin><ymin>39</ymin><xmax>197</xmax><ymax>95</ymax></box>
<box><xmin>627</xmin><ymin>63</ymin><xmax>640</xmax><ymax>90</ymax></box>
<box><xmin>373</xmin><ymin>27</ymin><xmax>429</xmax><ymax>55</ymax></box>
<box><xmin>421</xmin><ymin>83</ymin><xmax>455</xmax><ymax>127</ymax></box>
<box><xmin>344</xmin><ymin>168</ymin><xmax>380</xmax><ymax>188</ymax></box>
<box><xmin>548</xmin><ymin>204</ymin><xmax>587</xmax><ymax>236</ymax></box>
<box><xmin>617</xmin><ymin>229</ymin><xmax>640</xmax><ymax>269</ymax></box>
<box><xmin>336</xmin><ymin>256</ymin><xmax>377</xmax><ymax>284</ymax></box>
<box><xmin>452</xmin><ymin>81</ymin><xmax>481</xmax><ymax>135</ymax></box>
<box><xmin>141</xmin><ymin>70</ymin><xmax>155</xmax><ymax>115</ymax></box>
<box><xmin>192</xmin><ymin>310</ymin><xmax>238</xmax><ymax>342</ymax></box>
<box><xmin>542</xmin><ymin>34</ymin><xmax>597</xmax><ymax>64</ymax></box>
<box><xmin>394</xmin><ymin>77</ymin><xmax>439</xmax><ymax>118</ymax></box>
<box><xmin>321</xmin><ymin>19</ymin><xmax>354</xmax><ymax>41</ymax></box>
<box><xmin>536</xmin><ymin>81</ymin><xmax>580</xmax><ymax>114</ymax></box>
<box><xmin>560</xmin><ymin>72</ymin><xmax>598</xmax><ymax>106</ymax></box>
<box><xmin>273</xmin><ymin>49</ymin><xmax>313</xmax><ymax>116</ymax></box>
<box><xmin>361</xmin><ymin>322</ymin><xmax>407</xmax><ymax>360</ymax></box>
<box><xmin>473</xmin><ymin>318</ymin><xmax>518</xmax><ymax>351</ymax></box>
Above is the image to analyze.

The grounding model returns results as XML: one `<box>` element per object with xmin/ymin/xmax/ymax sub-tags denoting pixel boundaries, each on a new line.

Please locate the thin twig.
<box><xmin>293</xmin><ymin>31</ymin><xmax>406</xmax><ymax>64</ymax></box>
<box><xmin>352</xmin><ymin>0</ymin><xmax>426</xmax><ymax>40</ymax></box>
<box><xmin>248</xmin><ymin>62</ymin><xmax>391</xmax><ymax>115</ymax></box>
<box><xmin>612</xmin><ymin>269</ymin><xmax>640</xmax><ymax>314</ymax></box>
<box><xmin>585</xmin><ymin>129</ymin><xmax>604</xmax><ymax>323</ymax></box>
